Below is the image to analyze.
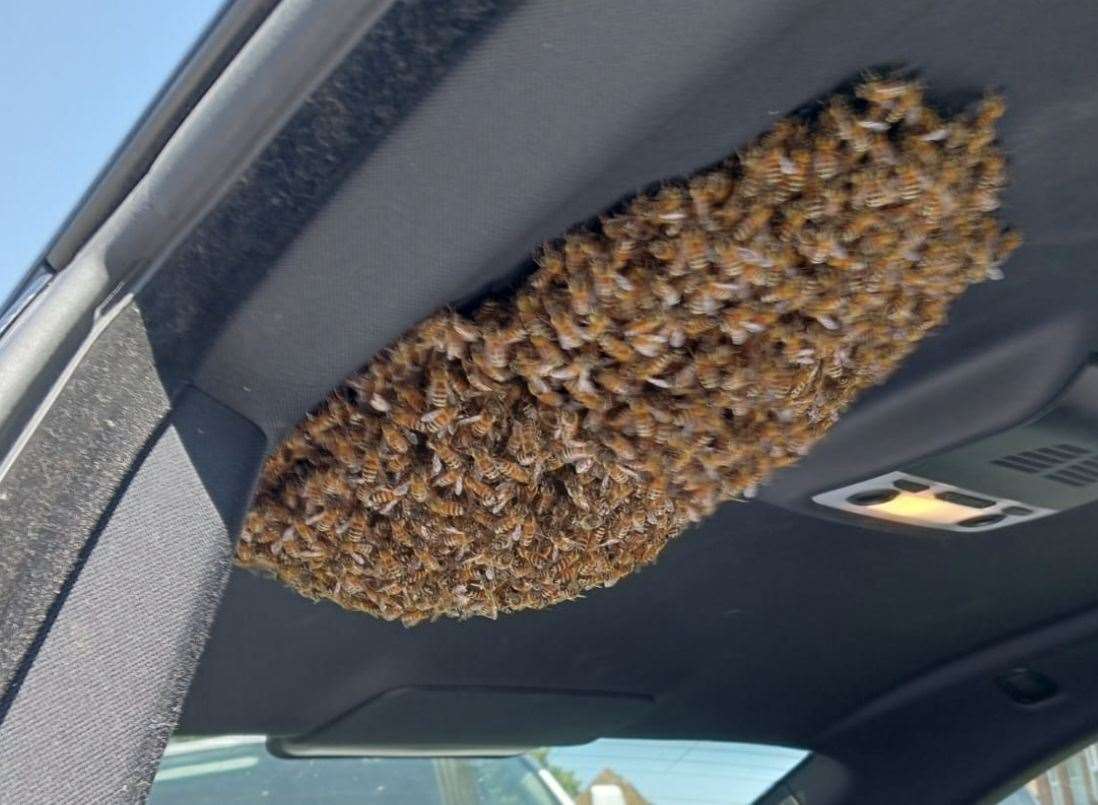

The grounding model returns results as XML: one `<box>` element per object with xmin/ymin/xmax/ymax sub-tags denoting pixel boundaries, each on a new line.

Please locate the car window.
<box><xmin>150</xmin><ymin>736</ymin><xmax>807</xmax><ymax>804</ymax></box>
<box><xmin>1</xmin><ymin>1</ymin><xmax>223</xmax><ymax>295</ymax></box>
<box><xmin>150</xmin><ymin>737</ymin><xmax>445</xmax><ymax>805</ymax></box>
<box><xmin>999</xmin><ymin>739</ymin><xmax>1098</xmax><ymax>804</ymax></box>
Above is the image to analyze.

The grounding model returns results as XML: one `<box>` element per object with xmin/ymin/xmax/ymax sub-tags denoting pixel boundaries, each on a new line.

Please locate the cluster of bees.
<box><xmin>238</xmin><ymin>77</ymin><xmax>1020</xmax><ymax>625</ymax></box>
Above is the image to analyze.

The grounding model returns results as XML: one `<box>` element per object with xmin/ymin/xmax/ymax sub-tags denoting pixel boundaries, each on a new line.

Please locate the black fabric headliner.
<box><xmin>157</xmin><ymin>0</ymin><xmax>1098</xmax><ymax>749</ymax></box>
<box><xmin>184</xmin><ymin>498</ymin><xmax>1098</xmax><ymax>745</ymax></box>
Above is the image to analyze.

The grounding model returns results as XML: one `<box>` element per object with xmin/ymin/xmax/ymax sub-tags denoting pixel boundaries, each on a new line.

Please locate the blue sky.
<box><xmin>0</xmin><ymin>0</ymin><xmax>225</xmax><ymax>295</ymax></box>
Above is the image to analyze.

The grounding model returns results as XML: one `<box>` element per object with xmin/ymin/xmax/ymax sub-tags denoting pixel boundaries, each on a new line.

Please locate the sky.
<box><xmin>0</xmin><ymin>0</ymin><xmax>225</xmax><ymax>296</ymax></box>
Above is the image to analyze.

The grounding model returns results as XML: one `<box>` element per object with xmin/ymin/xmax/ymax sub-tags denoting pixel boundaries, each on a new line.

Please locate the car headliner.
<box><xmin>115</xmin><ymin>0</ymin><xmax>1098</xmax><ymax>764</ymax></box>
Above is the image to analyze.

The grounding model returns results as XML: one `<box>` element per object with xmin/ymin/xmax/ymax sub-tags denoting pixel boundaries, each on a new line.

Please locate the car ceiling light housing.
<box><xmin>815</xmin><ymin>362</ymin><xmax>1098</xmax><ymax>531</ymax></box>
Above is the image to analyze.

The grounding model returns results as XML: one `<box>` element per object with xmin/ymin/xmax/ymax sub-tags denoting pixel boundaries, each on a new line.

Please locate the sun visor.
<box><xmin>268</xmin><ymin>687</ymin><xmax>654</xmax><ymax>757</ymax></box>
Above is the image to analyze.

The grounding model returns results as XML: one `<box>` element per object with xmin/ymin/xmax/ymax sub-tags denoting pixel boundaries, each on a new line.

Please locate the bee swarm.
<box><xmin>239</xmin><ymin>78</ymin><xmax>1020</xmax><ymax>626</ymax></box>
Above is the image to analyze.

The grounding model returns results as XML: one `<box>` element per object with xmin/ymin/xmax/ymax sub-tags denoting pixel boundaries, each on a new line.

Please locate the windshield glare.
<box><xmin>150</xmin><ymin>736</ymin><xmax>807</xmax><ymax>804</ymax></box>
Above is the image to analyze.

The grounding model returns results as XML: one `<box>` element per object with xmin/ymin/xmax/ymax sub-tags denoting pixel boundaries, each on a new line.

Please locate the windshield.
<box><xmin>150</xmin><ymin>736</ymin><xmax>807</xmax><ymax>805</ymax></box>
<box><xmin>997</xmin><ymin>737</ymin><xmax>1098</xmax><ymax>804</ymax></box>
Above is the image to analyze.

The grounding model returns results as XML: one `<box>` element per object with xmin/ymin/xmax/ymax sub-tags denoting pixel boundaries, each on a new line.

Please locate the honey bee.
<box><xmin>841</xmin><ymin>210</ymin><xmax>880</xmax><ymax>242</ymax></box>
<box><xmin>430</xmin><ymin>440</ymin><xmax>465</xmax><ymax>470</ymax></box>
<box><xmin>732</xmin><ymin>205</ymin><xmax>773</xmax><ymax>242</ymax></box>
<box><xmin>631</xmin><ymin>332</ymin><xmax>667</xmax><ymax>358</ymax></box>
<box><xmin>440</xmin><ymin>525</ymin><xmax>473</xmax><ymax>551</ymax></box>
<box><xmin>857</xmin><ymin>75</ymin><xmax>916</xmax><ymax>104</ymax></box>
<box><xmin>514</xmin><ymin>292</ymin><xmax>549</xmax><ymax>337</ymax></box>
<box><xmin>585</xmin><ymin>311</ymin><xmax>614</xmax><ymax>342</ymax></box>
<box><xmin>997</xmin><ymin>229</ymin><xmax>1023</xmax><ymax>258</ymax></box>
<box><xmin>471</xmin><ymin>411</ymin><xmax>495</xmax><ymax>439</ymax></box>
<box><xmin>867</xmin><ymin>133</ymin><xmax>898</xmax><ymax>166</ymax></box>
<box><xmin>366</xmin><ymin>483</ymin><xmax>409</xmax><ymax>510</ymax></box>
<box><xmin>565</xmin><ymin>380</ymin><xmax>610</xmax><ymax>412</ymax></box>
<box><xmin>711</xmin><ymin>236</ymin><xmax>747</xmax><ymax>278</ymax></box>
<box><xmin>601</xmin><ymin>432</ymin><xmax>638</xmax><ymax>462</ymax></box>
<box><xmin>648</xmin><ymin>240</ymin><xmax>682</xmax><ymax>275</ymax></box>
<box><xmin>472</xmin><ymin>450</ymin><xmax>501</xmax><ymax>481</ymax></box>
<box><xmin>858</xmin><ymin>173</ymin><xmax>900</xmax><ymax>209</ymax></box>
<box><xmin>607</xmin><ymin>463</ymin><xmax>639</xmax><ymax>485</ymax></box>
<box><xmin>961</xmin><ymin>188</ymin><xmax>996</xmax><ymax>217</ymax></box>
<box><xmin>625</xmin><ymin>401</ymin><xmax>656</xmax><ymax>439</ymax></box>
<box><xmin>530</xmin><ymin>334</ymin><xmax>567</xmax><ymax>369</ymax></box>
<box><xmin>324</xmin><ymin>436</ymin><xmax>362</xmax><ymax>471</ymax></box>
<box><xmin>567</xmin><ymin>271</ymin><xmax>595</xmax><ymax>316</ymax></box>
<box><xmin>395</xmin><ymin>385</ymin><xmax>427</xmax><ymax>413</ymax></box>
<box><xmin>750</xmin><ymin>146</ymin><xmax>785</xmax><ymax>187</ymax></box>
<box><xmin>689</xmin><ymin>172</ymin><xmax>733</xmax><ymax>219</ymax></box>
<box><xmin>466</xmin><ymin>368</ymin><xmax>507</xmax><ymax>395</ymax></box>
<box><xmin>599</xmin><ymin>213</ymin><xmax>628</xmax><ymax>242</ymax></box>
<box><xmin>301</xmin><ymin>411</ymin><xmax>335</xmax><ymax>443</ymax></box>
<box><xmin>596</xmin><ymin>369</ymin><xmax>637</xmax><ymax>397</ymax></box>
<box><xmin>619</xmin><ymin>313</ymin><xmax>658</xmax><ymax>338</ymax></box>
<box><xmin>650</xmin><ymin>275</ymin><xmax>681</xmax><ymax>309</ymax></box>
<box><xmin>426</xmin><ymin>364</ymin><xmax>450</xmax><ymax>408</ymax></box>
<box><xmin>409</xmin><ymin>472</ymin><xmax>430</xmax><ymax>503</ymax></box>
<box><xmin>533</xmin><ymin>248</ymin><xmax>566</xmax><ymax>288</ymax></box>
<box><xmin>631</xmin><ymin>352</ymin><xmax>677</xmax><ymax>384</ymax></box>
<box><xmin>387</xmin><ymin>406</ymin><xmax>419</xmax><ymax>431</ymax></box>
<box><xmin>300</xmin><ymin>507</ymin><xmax>338</xmax><ymax>540</ymax></box>
<box><xmin>475</xmin><ymin>354</ymin><xmax>513</xmax><ymax>384</ymax></box>
<box><xmin>462</xmin><ymin>475</ymin><xmax>495</xmax><ymax>504</ymax></box>
<box><xmin>588</xmin><ymin>256</ymin><xmax>620</xmax><ymax>300</ymax></box>
<box><xmin>688</xmin><ymin>280</ymin><xmax>738</xmax><ymax>316</ymax></box>
<box><xmin>429</xmin><ymin>498</ymin><xmax>464</xmax><ymax>517</ymax></box>
<box><xmin>813</xmin><ymin>136</ymin><xmax>841</xmax><ymax>180</ymax></box>
<box><xmin>507</xmin><ymin>421</ymin><xmax>540</xmax><ymax>462</ymax></box>
<box><xmin>380</xmin><ymin>423</ymin><xmax>410</xmax><ymax>454</ymax></box>
<box><xmin>420</xmin><ymin>406</ymin><xmax>457</xmax><ymax>434</ymax></box>
<box><xmin>680</xmin><ymin>228</ymin><xmax>710</xmax><ymax>272</ymax></box>
<box><xmin>764</xmin><ymin>117</ymin><xmax>806</xmax><ymax>148</ymax></box>
<box><xmin>781</xmin><ymin>149</ymin><xmax>811</xmax><ymax>193</ymax></box>
<box><xmin>694</xmin><ymin>353</ymin><xmax>726</xmax><ymax>390</ymax></box>
<box><xmin>321</xmin><ymin>469</ymin><xmax>353</xmax><ymax>499</ymax></box>
<box><xmin>917</xmin><ymin>192</ymin><xmax>944</xmax><ymax>226</ymax></box>
<box><xmin>497</xmin><ymin>460</ymin><xmax>532</xmax><ymax>484</ymax></box>
<box><xmin>482</xmin><ymin>329</ymin><xmax>512</xmax><ymax>369</ymax></box>
<box><xmin>433</xmin><ymin>467</ymin><xmax>462</xmax><ymax>488</ymax></box>
<box><xmin>533</xmin><ymin>388</ymin><xmax>565</xmax><ymax>408</ymax></box>
<box><xmin>825</xmin><ymin>98</ymin><xmax>870</xmax><ymax>154</ymax></box>
<box><xmin>975</xmin><ymin>93</ymin><xmax>1006</xmax><ymax>129</ymax></box>
<box><xmin>652</xmin><ymin>185</ymin><xmax>689</xmax><ymax>223</ymax></box>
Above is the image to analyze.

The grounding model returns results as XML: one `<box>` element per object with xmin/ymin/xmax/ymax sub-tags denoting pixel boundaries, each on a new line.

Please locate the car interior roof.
<box><xmin>36</xmin><ymin>0</ymin><xmax>1098</xmax><ymax>800</ymax></box>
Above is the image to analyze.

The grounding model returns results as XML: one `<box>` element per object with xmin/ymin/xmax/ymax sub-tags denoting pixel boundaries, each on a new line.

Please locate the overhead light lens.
<box><xmin>866</xmin><ymin>492</ymin><xmax>981</xmax><ymax>525</ymax></box>
<box><xmin>813</xmin><ymin>472</ymin><xmax>1054</xmax><ymax>531</ymax></box>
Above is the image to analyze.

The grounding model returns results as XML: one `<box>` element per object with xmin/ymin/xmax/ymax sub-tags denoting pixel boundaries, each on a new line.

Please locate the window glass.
<box><xmin>0</xmin><ymin>1</ymin><xmax>223</xmax><ymax>294</ymax></box>
<box><xmin>1000</xmin><ymin>739</ymin><xmax>1098</xmax><ymax>804</ymax></box>
<box><xmin>150</xmin><ymin>736</ymin><xmax>807</xmax><ymax>804</ymax></box>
